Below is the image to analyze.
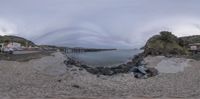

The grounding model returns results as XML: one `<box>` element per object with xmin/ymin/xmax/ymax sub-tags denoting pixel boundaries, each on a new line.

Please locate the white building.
<box><xmin>0</xmin><ymin>43</ymin><xmax>4</xmax><ymax>51</ymax></box>
<box><xmin>6</xmin><ymin>42</ymin><xmax>21</xmax><ymax>50</ymax></box>
<box><xmin>189</xmin><ymin>43</ymin><xmax>200</xmax><ymax>51</ymax></box>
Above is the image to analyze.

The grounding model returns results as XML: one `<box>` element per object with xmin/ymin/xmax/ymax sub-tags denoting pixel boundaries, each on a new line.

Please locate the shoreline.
<box><xmin>0</xmin><ymin>51</ymin><xmax>200</xmax><ymax>98</ymax></box>
<box><xmin>66</xmin><ymin>49</ymin><xmax>142</xmax><ymax>68</ymax></box>
<box><xmin>65</xmin><ymin>52</ymin><xmax>158</xmax><ymax>79</ymax></box>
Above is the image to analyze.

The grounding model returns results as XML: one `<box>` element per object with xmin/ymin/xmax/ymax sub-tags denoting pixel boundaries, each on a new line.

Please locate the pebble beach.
<box><xmin>0</xmin><ymin>52</ymin><xmax>200</xmax><ymax>99</ymax></box>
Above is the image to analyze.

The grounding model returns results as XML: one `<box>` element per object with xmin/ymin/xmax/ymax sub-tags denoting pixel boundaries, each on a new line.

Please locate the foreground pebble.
<box><xmin>0</xmin><ymin>52</ymin><xmax>199</xmax><ymax>99</ymax></box>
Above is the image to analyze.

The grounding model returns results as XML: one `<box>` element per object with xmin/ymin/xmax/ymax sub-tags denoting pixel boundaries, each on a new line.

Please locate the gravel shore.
<box><xmin>0</xmin><ymin>52</ymin><xmax>200</xmax><ymax>99</ymax></box>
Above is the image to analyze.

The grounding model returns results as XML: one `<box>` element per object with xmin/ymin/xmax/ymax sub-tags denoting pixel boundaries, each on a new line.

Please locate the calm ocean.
<box><xmin>67</xmin><ymin>49</ymin><xmax>142</xmax><ymax>67</ymax></box>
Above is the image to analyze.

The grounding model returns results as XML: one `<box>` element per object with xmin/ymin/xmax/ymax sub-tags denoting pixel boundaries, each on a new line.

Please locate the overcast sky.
<box><xmin>0</xmin><ymin>0</ymin><xmax>200</xmax><ymax>48</ymax></box>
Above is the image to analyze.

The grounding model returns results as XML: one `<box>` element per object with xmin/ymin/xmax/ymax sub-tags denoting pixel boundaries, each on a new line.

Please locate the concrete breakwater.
<box><xmin>65</xmin><ymin>48</ymin><xmax>117</xmax><ymax>53</ymax></box>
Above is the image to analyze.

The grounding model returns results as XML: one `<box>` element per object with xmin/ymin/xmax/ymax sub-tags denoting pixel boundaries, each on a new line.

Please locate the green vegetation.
<box><xmin>179</xmin><ymin>35</ymin><xmax>200</xmax><ymax>46</ymax></box>
<box><xmin>0</xmin><ymin>35</ymin><xmax>35</xmax><ymax>46</ymax></box>
<box><xmin>144</xmin><ymin>31</ymin><xmax>188</xmax><ymax>56</ymax></box>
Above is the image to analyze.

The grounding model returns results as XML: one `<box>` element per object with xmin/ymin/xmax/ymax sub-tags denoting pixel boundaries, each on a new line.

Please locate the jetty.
<box><xmin>65</xmin><ymin>47</ymin><xmax>117</xmax><ymax>53</ymax></box>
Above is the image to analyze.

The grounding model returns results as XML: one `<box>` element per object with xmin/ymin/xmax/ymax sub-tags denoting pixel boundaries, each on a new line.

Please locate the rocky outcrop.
<box><xmin>144</xmin><ymin>31</ymin><xmax>188</xmax><ymax>56</ymax></box>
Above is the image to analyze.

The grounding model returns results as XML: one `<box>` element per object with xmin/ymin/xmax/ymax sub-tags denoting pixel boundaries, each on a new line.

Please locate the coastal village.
<box><xmin>1</xmin><ymin>32</ymin><xmax>200</xmax><ymax>76</ymax></box>
<box><xmin>0</xmin><ymin>42</ymin><xmax>39</xmax><ymax>54</ymax></box>
<box><xmin>0</xmin><ymin>35</ymin><xmax>117</xmax><ymax>62</ymax></box>
<box><xmin>1</xmin><ymin>31</ymin><xmax>200</xmax><ymax>98</ymax></box>
<box><xmin>2</xmin><ymin>0</ymin><xmax>200</xmax><ymax>98</ymax></box>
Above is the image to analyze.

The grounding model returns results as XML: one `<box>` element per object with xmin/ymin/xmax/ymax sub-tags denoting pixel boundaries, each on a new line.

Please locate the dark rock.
<box><xmin>127</xmin><ymin>61</ymin><xmax>133</xmax><ymax>65</ymax></box>
<box><xmin>81</xmin><ymin>64</ymin><xmax>90</xmax><ymax>69</ymax></box>
<box><xmin>132</xmin><ymin>53</ymin><xmax>144</xmax><ymax>66</ymax></box>
<box><xmin>112</xmin><ymin>69</ymin><xmax>124</xmax><ymax>74</ymax></box>
<box><xmin>66</xmin><ymin>65</ymin><xmax>73</xmax><ymax>68</ymax></box>
<box><xmin>57</xmin><ymin>79</ymin><xmax>62</xmax><ymax>82</ymax></box>
<box><xmin>71</xmin><ymin>69</ymin><xmax>77</xmax><ymax>71</ymax></box>
<box><xmin>129</xmin><ymin>62</ymin><xmax>158</xmax><ymax>79</ymax></box>
<box><xmin>64</xmin><ymin>60</ymin><xmax>68</xmax><ymax>64</ymax></box>
<box><xmin>79</xmin><ymin>68</ymin><xmax>84</xmax><ymax>71</ymax></box>
<box><xmin>129</xmin><ymin>66</ymin><xmax>137</xmax><ymax>72</ymax></box>
<box><xmin>86</xmin><ymin>68</ymin><xmax>99</xmax><ymax>74</ymax></box>
<box><xmin>137</xmin><ymin>65</ymin><xmax>147</xmax><ymax>74</ymax></box>
<box><xmin>96</xmin><ymin>74</ymin><xmax>100</xmax><ymax>78</ymax></box>
<box><xmin>101</xmin><ymin>69</ymin><xmax>114</xmax><ymax>75</ymax></box>
<box><xmin>65</xmin><ymin>58</ymin><xmax>80</xmax><ymax>66</ymax></box>
<box><xmin>134</xmin><ymin>73</ymin><xmax>144</xmax><ymax>78</ymax></box>
<box><xmin>146</xmin><ymin>68</ymin><xmax>159</xmax><ymax>77</ymax></box>
<box><xmin>72</xmin><ymin>84</ymin><xmax>80</xmax><ymax>88</ymax></box>
<box><xmin>94</xmin><ymin>67</ymin><xmax>113</xmax><ymax>75</ymax></box>
<box><xmin>113</xmin><ymin>65</ymin><xmax>123</xmax><ymax>69</ymax></box>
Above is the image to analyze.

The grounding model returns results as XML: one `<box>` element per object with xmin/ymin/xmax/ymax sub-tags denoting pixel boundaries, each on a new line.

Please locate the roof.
<box><xmin>189</xmin><ymin>43</ymin><xmax>200</xmax><ymax>46</ymax></box>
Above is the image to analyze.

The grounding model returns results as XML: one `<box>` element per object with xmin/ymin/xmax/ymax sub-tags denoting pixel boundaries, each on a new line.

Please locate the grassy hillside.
<box><xmin>0</xmin><ymin>35</ymin><xmax>36</xmax><ymax>46</ymax></box>
<box><xmin>179</xmin><ymin>35</ymin><xmax>200</xmax><ymax>47</ymax></box>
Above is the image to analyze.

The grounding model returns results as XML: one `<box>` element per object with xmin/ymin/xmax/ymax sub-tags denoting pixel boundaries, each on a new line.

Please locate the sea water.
<box><xmin>67</xmin><ymin>49</ymin><xmax>142</xmax><ymax>67</ymax></box>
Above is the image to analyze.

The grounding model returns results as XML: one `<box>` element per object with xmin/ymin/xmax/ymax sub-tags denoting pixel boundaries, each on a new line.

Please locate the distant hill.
<box><xmin>0</xmin><ymin>35</ymin><xmax>36</xmax><ymax>46</ymax></box>
<box><xmin>179</xmin><ymin>35</ymin><xmax>200</xmax><ymax>47</ymax></box>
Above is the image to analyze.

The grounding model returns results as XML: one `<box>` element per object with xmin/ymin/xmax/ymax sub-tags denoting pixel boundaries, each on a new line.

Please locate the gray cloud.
<box><xmin>0</xmin><ymin>0</ymin><xmax>200</xmax><ymax>48</ymax></box>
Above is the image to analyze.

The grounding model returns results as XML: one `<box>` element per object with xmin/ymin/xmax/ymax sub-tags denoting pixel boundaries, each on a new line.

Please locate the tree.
<box><xmin>159</xmin><ymin>31</ymin><xmax>178</xmax><ymax>43</ymax></box>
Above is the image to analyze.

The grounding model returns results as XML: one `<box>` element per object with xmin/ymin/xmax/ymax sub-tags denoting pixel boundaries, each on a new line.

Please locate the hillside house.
<box><xmin>0</xmin><ymin>42</ymin><xmax>22</xmax><ymax>50</ymax></box>
<box><xmin>189</xmin><ymin>43</ymin><xmax>200</xmax><ymax>53</ymax></box>
<box><xmin>0</xmin><ymin>43</ymin><xmax>4</xmax><ymax>52</ymax></box>
<box><xmin>7</xmin><ymin>42</ymin><xmax>22</xmax><ymax>50</ymax></box>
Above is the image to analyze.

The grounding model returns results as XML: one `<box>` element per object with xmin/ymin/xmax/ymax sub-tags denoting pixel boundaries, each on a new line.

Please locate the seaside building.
<box><xmin>189</xmin><ymin>43</ymin><xmax>200</xmax><ymax>53</ymax></box>
<box><xmin>6</xmin><ymin>42</ymin><xmax>22</xmax><ymax>50</ymax></box>
<box><xmin>0</xmin><ymin>42</ymin><xmax>22</xmax><ymax>50</ymax></box>
<box><xmin>0</xmin><ymin>43</ymin><xmax>4</xmax><ymax>52</ymax></box>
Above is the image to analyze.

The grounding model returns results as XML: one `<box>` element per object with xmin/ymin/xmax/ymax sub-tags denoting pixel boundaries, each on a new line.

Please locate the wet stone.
<box><xmin>64</xmin><ymin>53</ymin><xmax>158</xmax><ymax>79</ymax></box>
